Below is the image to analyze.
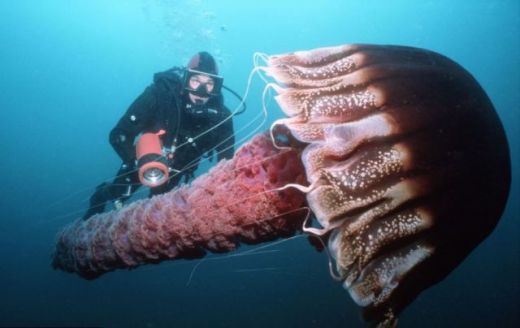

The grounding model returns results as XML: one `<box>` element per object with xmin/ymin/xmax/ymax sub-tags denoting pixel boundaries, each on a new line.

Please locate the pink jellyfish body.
<box><xmin>53</xmin><ymin>44</ymin><xmax>510</xmax><ymax>327</ymax></box>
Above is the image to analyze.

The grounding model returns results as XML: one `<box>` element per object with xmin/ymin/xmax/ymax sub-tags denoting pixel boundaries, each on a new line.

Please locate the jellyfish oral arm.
<box><xmin>52</xmin><ymin>133</ymin><xmax>307</xmax><ymax>280</ymax></box>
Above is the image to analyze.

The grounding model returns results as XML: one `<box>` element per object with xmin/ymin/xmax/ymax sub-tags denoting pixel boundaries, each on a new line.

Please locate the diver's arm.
<box><xmin>216</xmin><ymin>107</ymin><xmax>235</xmax><ymax>161</ymax></box>
<box><xmin>109</xmin><ymin>86</ymin><xmax>157</xmax><ymax>164</ymax></box>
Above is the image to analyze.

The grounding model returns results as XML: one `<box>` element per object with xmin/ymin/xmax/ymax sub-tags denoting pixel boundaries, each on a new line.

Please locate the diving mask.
<box><xmin>183</xmin><ymin>69</ymin><xmax>223</xmax><ymax>97</ymax></box>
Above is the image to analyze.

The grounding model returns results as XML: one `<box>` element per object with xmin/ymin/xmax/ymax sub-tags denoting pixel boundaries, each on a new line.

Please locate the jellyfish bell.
<box><xmin>263</xmin><ymin>44</ymin><xmax>511</xmax><ymax>325</ymax></box>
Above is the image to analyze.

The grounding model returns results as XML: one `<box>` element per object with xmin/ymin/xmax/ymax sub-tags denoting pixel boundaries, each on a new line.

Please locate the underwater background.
<box><xmin>0</xmin><ymin>1</ymin><xmax>518</xmax><ymax>327</ymax></box>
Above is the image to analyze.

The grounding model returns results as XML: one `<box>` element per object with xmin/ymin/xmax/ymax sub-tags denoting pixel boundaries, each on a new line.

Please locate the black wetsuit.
<box><xmin>83</xmin><ymin>67</ymin><xmax>235</xmax><ymax>220</ymax></box>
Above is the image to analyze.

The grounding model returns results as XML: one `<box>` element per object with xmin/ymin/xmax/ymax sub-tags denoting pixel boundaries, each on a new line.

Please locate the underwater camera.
<box><xmin>135</xmin><ymin>131</ymin><xmax>169</xmax><ymax>188</ymax></box>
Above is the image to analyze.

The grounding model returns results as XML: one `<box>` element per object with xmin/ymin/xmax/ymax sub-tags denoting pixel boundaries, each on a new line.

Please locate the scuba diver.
<box><xmin>83</xmin><ymin>51</ymin><xmax>237</xmax><ymax>221</ymax></box>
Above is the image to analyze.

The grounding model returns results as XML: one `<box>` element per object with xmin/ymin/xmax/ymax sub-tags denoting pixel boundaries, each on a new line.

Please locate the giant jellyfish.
<box><xmin>53</xmin><ymin>44</ymin><xmax>510</xmax><ymax>326</ymax></box>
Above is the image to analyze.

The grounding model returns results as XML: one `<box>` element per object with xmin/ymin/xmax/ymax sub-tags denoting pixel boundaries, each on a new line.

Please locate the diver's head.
<box><xmin>184</xmin><ymin>52</ymin><xmax>223</xmax><ymax>105</ymax></box>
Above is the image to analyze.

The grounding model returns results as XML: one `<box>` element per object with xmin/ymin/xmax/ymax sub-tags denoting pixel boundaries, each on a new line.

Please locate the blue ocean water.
<box><xmin>0</xmin><ymin>1</ymin><xmax>518</xmax><ymax>327</ymax></box>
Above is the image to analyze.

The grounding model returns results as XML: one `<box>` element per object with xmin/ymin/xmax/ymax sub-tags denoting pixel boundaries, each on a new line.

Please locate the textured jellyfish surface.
<box><xmin>263</xmin><ymin>44</ymin><xmax>510</xmax><ymax>325</ymax></box>
<box><xmin>53</xmin><ymin>44</ymin><xmax>510</xmax><ymax>327</ymax></box>
<box><xmin>52</xmin><ymin>133</ymin><xmax>307</xmax><ymax>280</ymax></box>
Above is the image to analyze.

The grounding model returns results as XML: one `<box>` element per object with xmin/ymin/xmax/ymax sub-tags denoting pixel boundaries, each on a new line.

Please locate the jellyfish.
<box><xmin>53</xmin><ymin>44</ymin><xmax>510</xmax><ymax>327</ymax></box>
<box><xmin>259</xmin><ymin>44</ymin><xmax>511</xmax><ymax>325</ymax></box>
